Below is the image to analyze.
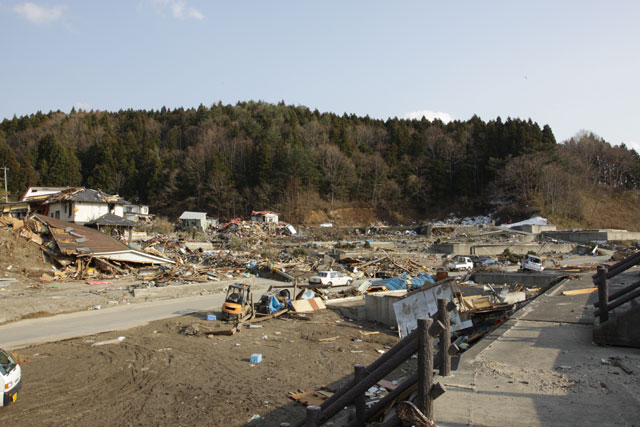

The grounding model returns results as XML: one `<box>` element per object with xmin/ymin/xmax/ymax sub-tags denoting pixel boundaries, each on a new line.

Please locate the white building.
<box><xmin>251</xmin><ymin>210</ymin><xmax>279</xmax><ymax>224</ymax></box>
<box><xmin>124</xmin><ymin>204</ymin><xmax>152</xmax><ymax>223</ymax></box>
<box><xmin>178</xmin><ymin>211</ymin><xmax>208</xmax><ymax>231</ymax></box>
<box><xmin>44</xmin><ymin>188</ymin><xmax>127</xmax><ymax>225</ymax></box>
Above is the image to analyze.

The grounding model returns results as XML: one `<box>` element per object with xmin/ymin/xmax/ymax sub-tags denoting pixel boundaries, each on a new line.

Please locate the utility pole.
<box><xmin>1</xmin><ymin>166</ymin><xmax>8</xmax><ymax>202</ymax></box>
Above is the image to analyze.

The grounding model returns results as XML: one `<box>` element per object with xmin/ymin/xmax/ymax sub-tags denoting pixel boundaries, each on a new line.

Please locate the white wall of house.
<box><xmin>48</xmin><ymin>202</ymin><xmax>124</xmax><ymax>224</ymax></box>
<box><xmin>124</xmin><ymin>205</ymin><xmax>149</xmax><ymax>215</ymax></box>
<box><xmin>251</xmin><ymin>213</ymin><xmax>278</xmax><ymax>223</ymax></box>
<box><xmin>264</xmin><ymin>213</ymin><xmax>278</xmax><ymax>223</ymax></box>
<box><xmin>47</xmin><ymin>201</ymin><xmax>73</xmax><ymax>221</ymax></box>
<box><xmin>180</xmin><ymin>218</ymin><xmax>206</xmax><ymax>231</ymax></box>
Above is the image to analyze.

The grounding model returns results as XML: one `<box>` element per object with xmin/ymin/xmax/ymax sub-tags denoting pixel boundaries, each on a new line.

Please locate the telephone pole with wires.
<box><xmin>1</xmin><ymin>166</ymin><xmax>8</xmax><ymax>202</ymax></box>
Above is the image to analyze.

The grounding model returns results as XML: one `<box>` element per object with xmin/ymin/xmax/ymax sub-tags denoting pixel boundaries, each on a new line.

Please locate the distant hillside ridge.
<box><xmin>1</xmin><ymin>103</ymin><xmax>638</xmax><ymax>227</ymax></box>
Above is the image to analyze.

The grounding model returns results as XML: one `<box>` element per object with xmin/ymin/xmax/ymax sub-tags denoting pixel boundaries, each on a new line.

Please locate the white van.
<box><xmin>0</xmin><ymin>349</ymin><xmax>21</xmax><ymax>407</ymax></box>
<box><xmin>521</xmin><ymin>254</ymin><xmax>544</xmax><ymax>272</ymax></box>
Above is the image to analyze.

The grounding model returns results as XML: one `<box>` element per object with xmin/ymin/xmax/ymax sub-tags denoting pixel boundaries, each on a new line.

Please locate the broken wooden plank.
<box><xmin>289</xmin><ymin>390</ymin><xmax>333</xmax><ymax>407</ymax></box>
<box><xmin>561</xmin><ymin>288</ymin><xmax>598</xmax><ymax>296</ymax></box>
<box><xmin>246</xmin><ymin>309</ymin><xmax>289</xmax><ymax>324</ymax></box>
<box><xmin>291</xmin><ymin>297</ymin><xmax>326</xmax><ymax>313</ymax></box>
<box><xmin>610</xmin><ymin>357</ymin><xmax>634</xmax><ymax>374</ymax></box>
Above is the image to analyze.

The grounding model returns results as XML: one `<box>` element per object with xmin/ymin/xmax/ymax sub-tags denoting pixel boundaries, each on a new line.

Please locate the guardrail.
<box><xmin>288</xmin><ymin>298</ymin><xmax>458</xmax><ymax>427</ymax></box>
<box><xmin>593</xmin><ymin>253</ymin><xmax>640</xmax><ymax>322</ymax></box>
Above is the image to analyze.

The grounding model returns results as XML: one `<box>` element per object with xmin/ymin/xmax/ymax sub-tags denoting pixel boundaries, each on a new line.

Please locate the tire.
<box><xmin>347</xmin><ymin>280</ymin><xmax>353</xmax><ymax>286</ymax></box>
<box><xmin>327</xmin><ymin>282</ymin><xmax>333</xmax><ymax>286</ymax></box>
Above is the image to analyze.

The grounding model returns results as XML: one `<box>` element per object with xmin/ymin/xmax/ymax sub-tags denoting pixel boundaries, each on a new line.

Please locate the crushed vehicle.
<box><xmin>521</xmin><ymin>254</ymin><xmax>544</xmax><ymax>272</ymax></box>
<box><xmin>308</xmin><ymin>270</ymin><xmax>353</xmax><ymax>287</ymax></box>
<box><xmin>0</xmin><ymin>349</ymin><xmax>21</xmax><ymax>407</ymax></box>
<box><xmin>473</xmin><ymin>256</ymin><xmax>501</xmax><ymax>268</ymax></box>
<box><xmin>445</xmin><ymin>256</ymin><xmax>474</xmax><ymax>271</ymax></box>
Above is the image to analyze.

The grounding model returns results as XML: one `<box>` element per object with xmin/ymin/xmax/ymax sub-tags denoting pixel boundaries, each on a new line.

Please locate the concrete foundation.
<box><xmin>544</xmin><ymin>229</ymin><xmax>640</xmax><ymax>244</ymax></box>
<box><xmin>593</xmin><ymin>303</ymin><xmax>640</xmax><ymax>347</ymax></box>
<box><xmin>364</xmin><ymin>292</ymin><xmax>406</xmax><ymax>325</ymax></box>
<box><xmin>510</xmin><ymin>224</ymin><xmax>557</xmax><ymax>234</ymax></box>
<box><xmin>473</xmin><ymin>271</ymin><xmax>563</xmax><ymax>288</ymax></box>
<box><xmin>430</xmin><ymin>242</ymin><xmax>574</xmax><ymax>256</ymax></box>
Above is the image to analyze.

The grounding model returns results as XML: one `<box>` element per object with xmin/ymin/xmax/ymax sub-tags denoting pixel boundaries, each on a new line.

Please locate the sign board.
<box><xmin>393</xmin><ymin>283</ymin><xmax>473</xmax><ymax>338</ymax></box>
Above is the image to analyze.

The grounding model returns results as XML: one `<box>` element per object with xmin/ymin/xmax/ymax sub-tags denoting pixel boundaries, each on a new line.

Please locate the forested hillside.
<box><xmin>1</xmin><ymin>102</ymin><xmax>638</xmax><ymax>225</ymax></box>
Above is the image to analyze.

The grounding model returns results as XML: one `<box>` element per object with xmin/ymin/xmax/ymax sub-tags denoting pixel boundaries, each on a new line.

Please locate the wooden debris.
<box><xmin>561</xmin><ymin>288</ymin><xmax>598</xmax><ymax>296</ymax></box>
<box><xmin>291</xmin><ymin>298</ymin><xmax>326</xmax><ymax>313</ymax></box>
<box><xmin>396</xmin><ymin>401</ymin><xmax>435</xmax><ymax>427</ymax></box>
<box><xmin>377</xmin><ymin>379</ymin><xmax>399</xmax><ymax>391</ymax></box>
<box><xmin>39</xmin><ymin>273</ymin><xmax>53</xmax><ymax>282</ymax></box>
<box><xmin>610</xmin><ymin>357</ymin><xmax>634</xmax><ymax>374</ymax></box>
<box><xmin>289</xmin><ymin>390</ymin><xmax>333</xmax><ymax>406</ymax></box>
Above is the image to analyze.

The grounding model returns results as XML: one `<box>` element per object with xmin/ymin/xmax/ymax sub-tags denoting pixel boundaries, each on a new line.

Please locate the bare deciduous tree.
<box><xmin>313</xmin><ymin>144</ymin><xmax>355</xmax><ymax>203</ymax></box>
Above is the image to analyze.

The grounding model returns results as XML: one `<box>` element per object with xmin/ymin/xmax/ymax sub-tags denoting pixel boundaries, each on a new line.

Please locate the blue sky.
<box><xmin>1</xmin><ymin>1</ymin><xmax>638</xmax><ymax>149</ymax></box>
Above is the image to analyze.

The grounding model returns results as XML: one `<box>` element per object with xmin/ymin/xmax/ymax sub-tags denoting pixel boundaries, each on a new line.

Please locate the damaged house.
<box><xmin>178</xmin><ymin>211</ymin><xmax>213</xmax><ymax>231</ymax></box>
<box><xmin>251</xmin><ymin>210</ymin><xmax>279</xmax><ymax>224</ymax></box>
<box><xmin>41</xmin><ymin>188</ymin><xmax>128</xmax><ymax>225</ymax></box>
<box><xmin>21</xmin><ymin>186</ymin><xmax>70</xmax><ymax>203</ymax></box>
<box><xmin>123</xmin><ymin>204</ymin><xmax>153</xmax><ymax>223</ymax></box>
<box><xmin>32</xmin><ymin>214</ymin><xmax>173</xmax><ymax>270</ymax></box>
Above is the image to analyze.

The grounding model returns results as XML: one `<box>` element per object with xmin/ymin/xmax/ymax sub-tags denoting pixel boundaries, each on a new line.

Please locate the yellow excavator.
<box><xmin>221</xmin><ymin>283</ymin><xmax>255</xmax><ymax>322</ymax></box>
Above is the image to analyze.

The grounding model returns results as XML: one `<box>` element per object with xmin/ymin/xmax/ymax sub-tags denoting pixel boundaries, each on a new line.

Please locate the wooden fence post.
<box><xmin>437</xmin><ymin>299</ymin><xmax>451</xmax><ymax>377</ymax></box>
<box><xmin>597</xmin><ymin>266</ymin><xmax>609</xmax><ymax>323</ymax></box>
<box><xmin>354</xmin><ymin>364</ymin><xmax>366</xmax><ymax>426</ymax></box>
<box><xmin>417</xmin><ymin>318</ymin><xmax>434</xmax><ymax>419</ymax></box>
<box><xmin>306</xmin><ymin>406</ymin><xmax>321</xmax><ymax>427</ymax></box>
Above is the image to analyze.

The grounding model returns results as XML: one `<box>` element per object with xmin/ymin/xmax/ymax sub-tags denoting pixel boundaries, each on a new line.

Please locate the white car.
<box><xmin>445</xmin><ymin>256</ymin><xmax>474</xmax><ymax>271</ymax></box>
<box><xmin>308</xmin><ymin>271</ymin><xmax>353</xmax><ymax>287</ymax></box>
<box><xmin>0</xmin><ymin>349</ymin><xmax>21</xmax><ymax>407</ymax></box>
<box><xmin>521</xmin><ymin>254</ymin><xmax>544</xmax><ymax>272</ymax></box>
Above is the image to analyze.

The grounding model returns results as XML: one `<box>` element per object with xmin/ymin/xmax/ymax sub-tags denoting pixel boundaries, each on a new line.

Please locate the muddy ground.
<box><xmin>0</xmin><ymin>309</ymin><xmax>405</xmax><ymax>426</ymax></box>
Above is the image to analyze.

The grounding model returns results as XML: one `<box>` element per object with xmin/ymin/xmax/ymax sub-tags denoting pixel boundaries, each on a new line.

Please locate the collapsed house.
<box><xmin>21</xmin><ymin>214</ymin><xmax>173</xmax><ymax>279</ymax></box>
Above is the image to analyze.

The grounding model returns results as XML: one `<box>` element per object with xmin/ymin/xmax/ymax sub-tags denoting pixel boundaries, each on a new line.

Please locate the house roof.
<box><xmin>34</xmin><ymin>214</ymin><xmax>172</xmax><ymax>265</ymax></box>
<box><xmin>44</xmin><ymin>188</ymin><xmax>128</xmax><ymax>205</ymax></box>
<box><xmin>251</xmin><ymin>210</ymin><xmax>279</xmax><ymax>216</ymax></box>
<box><xmin>179</xmin><ymin>211</ymin><xmax>207</xmax><ymax>220</ymax></box>
<box><xmin>21</xmin><ymin>186</ymin><xmax>75</xmax><ymax>202</ymax></box>
<box><xmin>86</xmin><ymin>213</ymin><xmax>139</xmax><ymax>227</ymax></box>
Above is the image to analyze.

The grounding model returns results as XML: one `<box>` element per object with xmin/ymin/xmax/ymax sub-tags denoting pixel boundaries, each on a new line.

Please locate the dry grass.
<box><xmin>548</xmin><ymin>189</ymin><xmax>640</xmax><ymax>231</ymax></box>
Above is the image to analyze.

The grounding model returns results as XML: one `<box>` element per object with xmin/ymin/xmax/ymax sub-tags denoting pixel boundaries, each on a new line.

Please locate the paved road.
<box><xmin>0</xmin><ymin>284</ymin><xmax>271</xmax><ymax>350</ymax></box>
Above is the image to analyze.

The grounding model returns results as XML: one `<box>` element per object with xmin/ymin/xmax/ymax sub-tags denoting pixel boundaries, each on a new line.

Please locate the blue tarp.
<box><xmin>268</xmin><ymin>296</ymin><xmax>284</xmax><ymax>314</ymax></box>
<box><xmin>371</xmin><ymin>272</ymin><xmax>435</xmax><ymax>291</ymax></box>
<box><xmin>409</xmin><ymin>272</ymin><xmax>435</xmax><ymax>288</ymax></box>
